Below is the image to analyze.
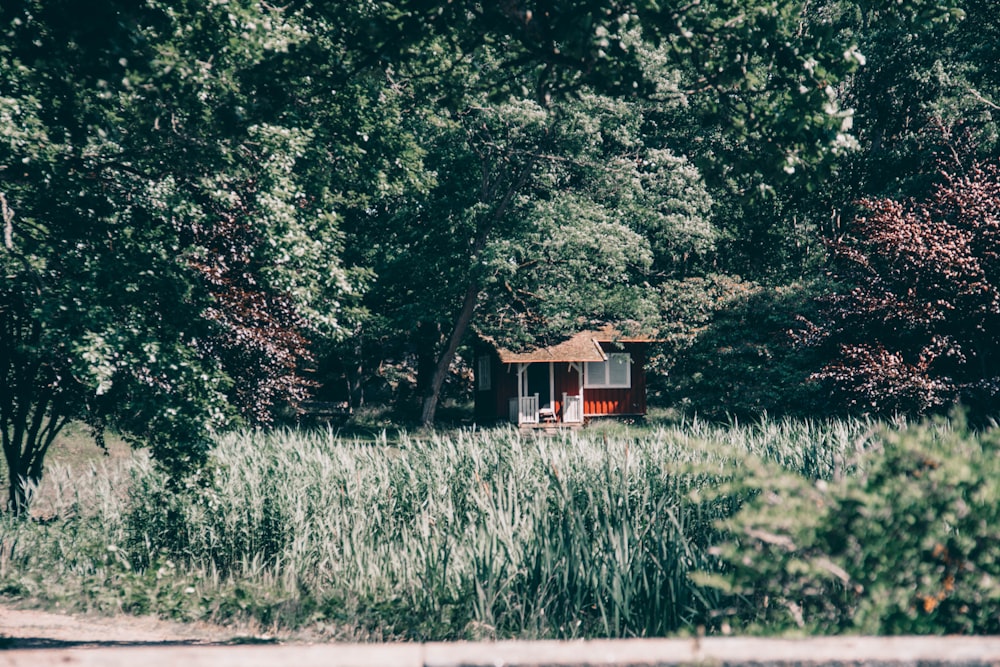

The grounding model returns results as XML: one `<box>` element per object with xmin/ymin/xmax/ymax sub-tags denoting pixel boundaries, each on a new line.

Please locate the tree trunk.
<box><xmin>418</xmin><ymin>151</ymin><xmax>538</xmax><ymax>428</ymax></box>
<box><xmin>419</xmin><ymin>282</ymin><xmax>480</xmax><ymax>427</ymax></box>
<box><xmin>1</xmin><ymin>363</ymin><xmax>70</xmax><ymax>515</ymax></box>
<box><xmin>4</xmin><ymin>411</ymin><xmax>70</xmax><ymax>515</ymax></box>
<box><xmin>6</xmin><ymin>459</ymin><xmax>36</xmax><ymax>516</ymax></box>
<box><xmin>415</xmin><ymin>321</ymin><xmax>442</xmax><ymax>399</ymax></box>
<box><xmin>347</xmin><ymin>338</ymin><xmax>365</xmax><ymax>411</ymax></box>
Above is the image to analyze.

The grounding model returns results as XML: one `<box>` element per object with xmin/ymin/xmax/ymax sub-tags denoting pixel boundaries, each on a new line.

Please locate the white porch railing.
<box><xmin>562</xmin><ymin>393</ymin><xmax>583</xmax><ymax>423</ymax></box>
<box><xmin>509</xmin><ymin>394</ymin><xmax>539</xmax><ymax>424</ymax></box>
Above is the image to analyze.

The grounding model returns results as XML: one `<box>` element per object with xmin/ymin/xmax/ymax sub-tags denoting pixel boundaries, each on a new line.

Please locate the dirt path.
<box><xmin>0</xmin><ymin>603</ymin><xmax>266</xmax><ymax>649</ymax></box>
<box><xmin>5</xmin><ymin>606</ymin><xmax>1000</xmax><ymax>667</ymax></box>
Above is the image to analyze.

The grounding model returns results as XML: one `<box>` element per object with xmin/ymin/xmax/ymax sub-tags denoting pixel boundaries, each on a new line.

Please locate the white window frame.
<box><xmin>584</xmin><ymin>353</ymin><xmax>631</xmax><ymax>389</ymax></box>
<box><xmin>477</xmin><ymin>355</ymin><xmax>492</xmax><ymax>392</ymax></box>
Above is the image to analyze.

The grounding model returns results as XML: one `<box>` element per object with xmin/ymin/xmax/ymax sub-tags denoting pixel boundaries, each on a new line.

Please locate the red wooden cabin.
<box><xmin>473</xmin><ymin>326</ymin><xmax>653</xmax><ymax>426</ymax></box>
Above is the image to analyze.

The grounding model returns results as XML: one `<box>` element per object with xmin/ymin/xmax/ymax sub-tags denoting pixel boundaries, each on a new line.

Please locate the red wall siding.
<box><xmin>583</xmin><ymin>344</ymin><xmax>646</xmax><ymax>417</ymax></box>
<box><xmin>495</xmin><ymin>360</ymin><xmax>517</xmax><ymax>419</ymax></box>
<box><xmin>552</xmin><ymin>362</ymin><xmax>579</xmax><ymax>419</ymax></box>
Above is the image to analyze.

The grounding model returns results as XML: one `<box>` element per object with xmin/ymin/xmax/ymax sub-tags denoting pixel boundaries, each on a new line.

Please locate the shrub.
<box><xmin>799</xmin><ymin>161</ymin><xmax>1000</xmax><ymax>419</ymax></box>
<box><xmin>708</xmin><ymin>414</ymin><xmax>1000</xmax><ymax>634</ymax></box>
<box><xmin>658</xmin><ymin>278</ymin><xmax>831</xmax><ymax>420</ymax></box>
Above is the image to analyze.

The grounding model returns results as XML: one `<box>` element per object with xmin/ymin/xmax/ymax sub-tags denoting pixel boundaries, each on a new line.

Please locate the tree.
<box><xmin>798</xmin><ymin>158</ymin><xmax>1000</xmax><ymax>417</ymax></box>
<box><xmin>474</xmin><ymin>92</ymin><xmax>718</xmax><ymax>346</ymax></box>
<box><xmin>0</xmin><ymin>1</ymin><xmax>353</xmax><ymax>512</ymax></box>
<box><xmin>334</xmin><ymin>77</ymin><xmax>721</xmax><ymax>425</ymax></box>
<box><xmin>835</xmin><ymin>0</ymin><xmax>996</xmax><ymax>199</ymax></box>
<box><xmin>387</xmin><ymin>0</ymin><xmax>876</xmax><ymax>186</ymax></box>
<box><xmin>651</xmin><ymin>1</ymin><xmax>992</xmax><ymax>421</ymax></box>
<box><xmin>651</xmin><ymin>0</ymin><xmax>983</xmax><ymax>286</ymax></box>
<box><xmin>337</xmin><ymin>0</ymin><xmax>873</xmax><ymax>425</ymax></box>
<box><xmin>339</xmin><ymin>95</ymin><xmax>550</xmax><ymax>424</ymax></box>
<box><xmin>657</xmin><ymin>277</ymin><xmax>833</xmax><ymax>419</ymax></box>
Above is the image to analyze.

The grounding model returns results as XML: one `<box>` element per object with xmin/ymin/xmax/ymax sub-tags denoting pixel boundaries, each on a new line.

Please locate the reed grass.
<box><xmin>0</xmin><ymin>417</ymin><xmax>877</xmax><ymax>639</ymax></box>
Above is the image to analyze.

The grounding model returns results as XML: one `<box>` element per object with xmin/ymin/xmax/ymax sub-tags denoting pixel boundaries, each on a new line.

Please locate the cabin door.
<box><xmin>525</xmin><ymin>363</ymin><xmax>552</xmax><ymax>409</ymax></box>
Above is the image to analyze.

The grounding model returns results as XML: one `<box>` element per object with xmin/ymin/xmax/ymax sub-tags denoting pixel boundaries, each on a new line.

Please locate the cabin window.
<box><xmin>477</xmin><ymin>355</ymin><xmax>492</xmax><ymax>391</ymax></box>
<box><xmin>584</xmin><ymin>353</ymin><xmax>631</xmax><ymax>388</ymax></box>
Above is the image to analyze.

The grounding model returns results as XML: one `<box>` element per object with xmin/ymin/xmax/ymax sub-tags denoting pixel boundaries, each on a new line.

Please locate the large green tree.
<box><xmin>332</xmin><ymin>61</ymin><xmax>720</xmax><ymax>421</ymax></box>
<box><xmin>647</xmin><ymin>0</ymin><xmax>991</xmax><ymax>419</ymax></box>
<box><xmin>837</xmin><ymin>0</ymin><xmax>996</xmax><ymax>199</ymax></box>
<box><xmin>335</xmin><ymin>0</ymin><xmax>868</xmax><ymax>425</ymax></box>
<box><xmin>0</xmin><ymin>0</ymin><xmax>362</xmax><ymax>512</ymax></box>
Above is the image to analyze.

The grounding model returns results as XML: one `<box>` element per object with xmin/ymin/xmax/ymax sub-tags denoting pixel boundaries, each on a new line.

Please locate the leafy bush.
<box><xmin>799</xmin><ymin>161</ymin><xmax>1000</xmax><ymax>418</ymax></box>
<box><xmin>658</xmin><ymin>277</ymin><xmax>831</xmax><ymax>420</ymax></box>
<box><xmin>709</xmin><ymin>415</ymin><xmax>1000</xmax><ymax>634</ymax></box>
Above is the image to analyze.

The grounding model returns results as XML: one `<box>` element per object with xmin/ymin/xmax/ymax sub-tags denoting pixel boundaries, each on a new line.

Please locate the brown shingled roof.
<box><xmin>494</xmin><ymin>325</ymin><xmax>655</xmax><ymax>364</ymax></box>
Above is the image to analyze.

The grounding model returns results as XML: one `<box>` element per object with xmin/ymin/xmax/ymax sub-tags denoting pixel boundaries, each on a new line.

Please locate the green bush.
<box><xmin>657</xmin><ymin>279</ymin><xmax>832</xmax><ymax>420</ymax></box>
<box><xmin>708</xmin><ymin>415</ymin><xmax>1000</xmax><ymax>634</ymax></box>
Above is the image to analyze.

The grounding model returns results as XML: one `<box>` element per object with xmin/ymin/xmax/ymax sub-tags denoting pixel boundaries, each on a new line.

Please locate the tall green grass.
<box><xmin>0</xmin><ymin>417</ymin><xmax>875</xmax><ymax>639</ymax></box>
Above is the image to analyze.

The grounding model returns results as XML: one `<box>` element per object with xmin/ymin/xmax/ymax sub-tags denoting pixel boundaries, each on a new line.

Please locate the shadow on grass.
<box><xmin>1</xmin><ymin>635</ymin><xmax>279</xmax><ymax>650</ymax></box>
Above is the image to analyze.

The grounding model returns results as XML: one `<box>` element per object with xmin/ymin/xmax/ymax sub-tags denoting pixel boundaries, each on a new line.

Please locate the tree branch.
<box><xmin>1</xmin><ymin>192</ymin><xmax>13</xmax><ymax>251</ymax></box>
<box><xmin>967</xmin><ymin>86</ymin><xmax>1000</xmax><ymax>111</ymax></box>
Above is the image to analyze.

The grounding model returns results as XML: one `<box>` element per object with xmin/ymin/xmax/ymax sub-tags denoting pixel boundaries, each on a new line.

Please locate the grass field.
<box><xmin>0</xmin><ymin>423</ymin><xmax>135</xmax><ymax>519</ymax></box>
<box><xmin>1</xmin><ymin>415</ymin><xmax>887</xmax><ymax>640</ymax></box>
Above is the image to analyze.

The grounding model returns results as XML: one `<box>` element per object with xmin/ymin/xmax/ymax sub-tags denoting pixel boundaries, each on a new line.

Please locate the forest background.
<box><xmin>3</xmin><ymin>0</ymin><xmax>1000</xmax><ymax>513</ymax></box>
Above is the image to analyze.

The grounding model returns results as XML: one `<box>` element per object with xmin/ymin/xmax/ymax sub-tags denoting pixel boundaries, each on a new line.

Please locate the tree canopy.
<box><xmin>1</xmin><ymin>0</ymin><xmax>353</xmax><ymax>510</ymax></box>
<box><xmin>800</xmin><ymin>159</ymin><xmax>1000</xmax><ymax>416</ymax></box>
<box><xmin>2</xmin><ymin>0</ymin><xmax>991</xmax><ymax>510</ymax></box>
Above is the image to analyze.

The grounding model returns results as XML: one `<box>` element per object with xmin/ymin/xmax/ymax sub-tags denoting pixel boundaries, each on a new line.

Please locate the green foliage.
<box><xmin>391</xmin><ymin>0</ymin><xmax>866</xmax><ymax>178</ymax></box>
<box><xmin>4</xmin><ymin>0</ymin><xmax>988</xmax><ymax>526</ymax></box>
<box><xmin>0</xmin><ymin>0</ymin><xmax>366</xmax><ymax>508</ymax></box>
<box><xmin>832</xmin><ymin>0</ymin><xmax>999</xmax><ymax>198</ymax></box>
<box><xmin>476</xmin><ymin>91</ymin><xmax>718</xmax><ymax>347</ymax></box>
<box><xmin>329</xmin><ymin>75</ymin><xmax>722</xmax><ymax>418</ymax></box>
<box><xmin>710</xmin><ymin>414</ymin><xmax>1000</xmax><ymax>634</ymax></box>
<box><xmin>657</xmin><ymin>278</ymin><xmax>832</xmax><ymax>419</ymax></box>
<box><xmin>324</xmin><ymin>0</ymin><xmax>882</xmax><ymax>423</ymax></box>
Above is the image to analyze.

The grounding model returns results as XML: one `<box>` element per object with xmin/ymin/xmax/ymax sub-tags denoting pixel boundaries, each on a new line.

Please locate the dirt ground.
<box><xmin>0</xmin><ymin>602</ymin><xmax>275</xmax><ymax>649</ymax></box>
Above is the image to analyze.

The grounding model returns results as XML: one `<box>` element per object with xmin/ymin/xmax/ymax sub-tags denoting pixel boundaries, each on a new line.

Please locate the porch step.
<box><xmin>519</xmin><ymin>423</ymin><xmax>584</xmax><ymax>435</ymax></box>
